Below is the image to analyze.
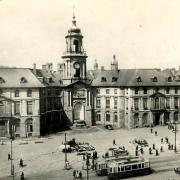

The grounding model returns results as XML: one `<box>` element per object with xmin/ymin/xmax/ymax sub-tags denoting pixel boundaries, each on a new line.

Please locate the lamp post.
<box><xmin>172</xmin><ymin>121</ymin><xmax>178</xmax><ymax>152</ymax></box>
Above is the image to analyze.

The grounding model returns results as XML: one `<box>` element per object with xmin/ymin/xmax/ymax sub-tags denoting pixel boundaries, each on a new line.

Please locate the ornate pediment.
<box><xmin>150</xmin><ymin>92</ymin><xmax>165</xmax><ymax>98</ymax></box>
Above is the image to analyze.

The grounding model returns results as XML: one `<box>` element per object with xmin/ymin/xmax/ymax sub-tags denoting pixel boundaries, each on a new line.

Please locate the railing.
<box><xmin>62</xmin><ymin>50</ymin><xmax>87</xmax><ymax>56</ymax></box>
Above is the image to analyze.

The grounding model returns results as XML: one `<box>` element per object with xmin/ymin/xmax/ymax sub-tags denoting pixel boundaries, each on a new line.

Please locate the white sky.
<box><xmin>0</xmin><ymin>0</ymin><xmax>180</xmax><ymax>70</ymax></box>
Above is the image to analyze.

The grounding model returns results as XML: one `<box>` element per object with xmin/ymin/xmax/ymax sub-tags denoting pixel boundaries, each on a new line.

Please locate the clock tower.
<box><xmin>62</xmin><ymin>15</ymin><xmax>87</xmax><ymax>85</ymax></box>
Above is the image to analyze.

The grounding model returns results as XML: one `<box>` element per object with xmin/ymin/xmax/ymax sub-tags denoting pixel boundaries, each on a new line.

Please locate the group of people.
<box><xmin>73</xmin><ymin>170</ymin><xmax>82</xmax><ymax>179</ymax></box>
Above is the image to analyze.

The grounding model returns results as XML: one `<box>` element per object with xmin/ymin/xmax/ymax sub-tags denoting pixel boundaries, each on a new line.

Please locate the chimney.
<box><xmin>42</xmin><ymin>65</ymin><xmax>46</xmax><ymax>72</ymax></box>
<box><xmin>33</xmin><ymin>63</ymin><xmax>36</xmax><ymax>74</ymax></box>
<box><xmin>101</xmin><ymin>66</ymin><xmax>105</xmax><ymax>71</ymax></box>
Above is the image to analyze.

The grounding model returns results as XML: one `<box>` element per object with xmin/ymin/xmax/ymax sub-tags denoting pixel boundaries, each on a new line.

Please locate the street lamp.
<box><xmin>172</xmin><ymin>121</ymin><xmax>178</xmax><ymax>152</ymax></box>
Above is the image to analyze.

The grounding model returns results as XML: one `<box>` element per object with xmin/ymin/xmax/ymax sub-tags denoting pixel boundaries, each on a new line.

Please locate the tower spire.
<box><xmin>72</xmin><ymin>6</ymin><xmax>76</xmax><ymax>26</ymax></box>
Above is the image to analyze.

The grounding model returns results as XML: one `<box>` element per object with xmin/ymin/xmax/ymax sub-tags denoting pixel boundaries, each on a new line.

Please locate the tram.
<box><xmin>95</xmin><ymin>155</ymin><xmax>135</xmax><ymax>176</ymax></box>
<box><xmin>107</xmin><ymin>156</ymin><xmax>151</xmax><ymax>180</ymax></box>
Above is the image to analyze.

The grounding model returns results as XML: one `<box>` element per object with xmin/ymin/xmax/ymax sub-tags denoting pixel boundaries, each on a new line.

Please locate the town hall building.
<box><xmin>1</xmin><ymin>15</ymin><xmax>180</xmax><ymax>137</ymax></box>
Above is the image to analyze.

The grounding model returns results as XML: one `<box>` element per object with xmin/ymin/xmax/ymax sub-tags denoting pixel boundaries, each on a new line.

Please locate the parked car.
<box><xmin>104</xmin><ymin>124</ymin><xmax>113</xmax><ymax>130</ymax></box>
<box><xmin>174</xmin><ymin>167</ymin><xmax>180</xmax><ymax>174</ymax></box>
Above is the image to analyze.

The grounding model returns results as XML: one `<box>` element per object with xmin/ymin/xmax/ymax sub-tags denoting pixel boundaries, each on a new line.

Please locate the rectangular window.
<box><xmin>114</xmin><ymin>112</ymin><xmax>118</xmax><ymax>122</ymax></box>
<box><xmin>14</xmin><ymin>101</ymin><xmax>20</xmax><ymax>115</ymax></box>
<box><xmin>143</xmin><ymin>98</ymin><xmax>147</xmax><ymax>109</ymax></box>
<box><xmin>114</xmin><ymin>89</ymin><xmax>117</xmax><ymax>94</ymax></box>
<box><xmin>96</xmin><ymin>113</ymin><xmax>101</xmax><ymax>121</ymax></box>
<box><xmin>27</xmin><ymin>101</ymin><xmax>33</xmax><ymax>115</ymax></box>
<box><xmin>174</xmin><ymin>97</ymin><xmax>178</xmax><ymax>109</ymax></box>
<box><xmin>106</xmin><ymin>112</ymin><xmax>110</xmax><ymax>121</ymax></box>
<box><xmin>97</xmin><ymin>89</ymin><xmax>100</xmax><ymax>94</ymax></box>
<box><xmin>106</xmin><ymin>89</ymin><xmax>110</xmax><ymax>94</ymax></box>
<box><xmin>144</xmin><ymin>88</ymin><xmax>147</xmax><ymax>94</ymax></box>
<box><xmin>166</xmin><ymin>88</ymin><xmax>169</xmax><ymax>94</ymax></box>
<box><xmin>96</xmin><ymin>98</ymin><xmax>101</xmax><ymax>108</ymax></box>
<box><xmin>166</xmin><ymin>97</ymin><xmax>170</xmax><ymax>108</ymax></box>
<box><xmin>135</xmin><ymin>88</ymin><xmax>138</xmax><ymax>95</ymax></box>
<box><xmin>114</xmin><ymin>98</ymin><xmax>118</xmax><ymax>109</ymax></box>
<box><xmin>134</xmin><ymin>98</ymin><xmax>139</xmax><ymax>110</ymax></box>
<box><xmin>15</xmin><ymin>90</ymin><xmax>19</xmax><ymax>97</ymax></box>
<box><xmin>106</xmin><ymin>98</ymin><xmax>110</xmax><ymax>108</ymax></box>
<box><xmin>27</xmin><ymin>89</ymin><xmax>32</xmax><ymax>97</ymax></box>
<box><xmin>175</xmin><ymin>88</ymin><xmax>178</xmax><ymax>94</ymax></box>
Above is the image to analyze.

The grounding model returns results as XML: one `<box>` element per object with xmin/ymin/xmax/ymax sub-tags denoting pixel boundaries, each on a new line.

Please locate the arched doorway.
<box><xmin>73</xmin><ymin>102</ymin><xmax>85</xmax><ymax>122</ymax></box>
<box><xmin>142</xmin><ymin>113</ymin><xmax>148</xmax><ymax>127</ymax></box>
<box><xmin>26</xmin><ymin>118</ymin><xmax>33</xmax><ymax>137</ymax></box>
<box><xmin>14</xmin><ymin>119</ymin><xmax>20</xmax><ymax>137</ymax></box>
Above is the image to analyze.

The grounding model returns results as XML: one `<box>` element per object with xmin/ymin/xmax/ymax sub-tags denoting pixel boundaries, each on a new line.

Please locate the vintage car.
<box><xmin>131</xmin><ymin>138</ymin><xmax>149</xmax><ymax>147</ymax></box>
<box><xmin>105</xmin><ymin>124</ymin><xmax>114</xmax><ymax>130</ymax></box>
<box><xmin>174</xmin><ymin>167</ymin><xmax>180</xmax><ymax>174</ymax></box>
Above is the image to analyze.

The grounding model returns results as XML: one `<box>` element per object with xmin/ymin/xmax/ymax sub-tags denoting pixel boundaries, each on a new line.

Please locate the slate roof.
<box><xmin>0</xmin><ymin>68</ymin><xmax>44</xmax><ymax>88</ymax></box>
<box><xmin>90</xmin><ymin>69</ymin><xmax>180</xmax><ymax>87</ymax></box>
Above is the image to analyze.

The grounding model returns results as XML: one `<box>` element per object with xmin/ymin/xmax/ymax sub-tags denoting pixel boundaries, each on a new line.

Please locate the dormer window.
<box><xmin>152</xmin><ymin>76</ymin><xmax>158</xmax><ymax>82</ymax></box>
<box><xmin>0</xmin><ymin>77</ymin><xmax>5</xmax><ymax>83</ymax></box>
<box><xmin>167</xmin><ymin>76</ymin><xmax>172</xmax><ymax>82</ymax></box>
<box><xmin>112</xmin><ymin>77</ymin><xmax>118</xmax><ymax>82</ymax></box>
<box><xmin>101</xmin><ymin>77</ymin><xmax>107</xmax><ymax>82</ymax></box>
<box><xmin>136</xmin><ymin>76</ymin><xmax>142</xmax><ymax>82</ymax></box>
<box><xmin>20</xmin><ymin>77</ymin><xmax>27</xmax><ymax>83</ymax></box>
<box><xmin>49</xmin><ymin>77</ymin><xmax>53</xmax><ymax>83</ymax></box>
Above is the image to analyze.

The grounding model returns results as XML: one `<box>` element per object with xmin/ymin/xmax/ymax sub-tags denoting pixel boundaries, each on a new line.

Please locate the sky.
<box><xmin>0</xmin><ymin>0</ymin><xmax>180</xmax><ymax>70</ymax></box>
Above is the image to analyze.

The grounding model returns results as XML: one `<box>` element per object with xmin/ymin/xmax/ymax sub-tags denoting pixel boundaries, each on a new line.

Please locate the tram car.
<box><xmin>107</xmin><ymin>156</ymin><xmax>151</xmax><ymax>180</ymax></box>
<box><xmin>95</xmin><ymin>155</ymin><xmax>136</xmax><ymax>176</ymax></box>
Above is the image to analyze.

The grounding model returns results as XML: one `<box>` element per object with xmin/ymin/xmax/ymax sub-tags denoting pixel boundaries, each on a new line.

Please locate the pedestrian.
<box><xmin>76</xmin><ymin>170</ymin><xmax>79</xmax><ymax>178</ymax></box>
<box><xmin>20</xmin><ymin>172</ymin><xmax>25</xmax><ymax>180</ymax></box>
<box><xmin>153</xmin><ymin>144</ymin><xmax>155</xmax><ymax>150</ymax></box>
<box><xmin>165</xmin><ymin>137</ymin><xmax>169</xmax><ymax>143</ymax></box>
<box><xmin>19</xmin><ymin>158</ymin><xmax>23</xmax><ymax>167</ymax></box>
<box><xmin>136</xmin><ymin>145</ymin><xmax>138</xmax><ymax>151</ymax></box>
<box><xmin>155</xmin><ymin>131</ymin><xmax>157</xmax><ymax>136</ymax></box>
<box><xmin>171</xmin><ymin>144</ymin><xmax>174</xmax><ymax>150</ymax></box>
<box><xmin>160</xmin><ymin>146</ymin><xmax>163</xmax><ymax>152</ymax></box>
<box><xmin>79</xmin><ymin>171</ymin><xmax>82</xmax><ymax>179</ymax></box>
<box><xmin>150</xmin><ymin>128</ymin><xmax>153</xmax><ymax>133</ymax></box>
<box><xmin>122</xmin><ymin>146</ymin><xmax>125</xmax><ymax>151</ymax></box>
<box><xmin>168</xmin><ymin>144</ymin><xmax>171</xmax><ymax>150</ymax></box>
<box><xmin>161</xmin><ymin>138</ymin><xmax>163</xmax><ymax>143</ymax></box>
<box><xmin>73</xmin><ymin>170</ymin><xmax>76</xmax><ymax>178</ymax></box>
<box><xmin>8</xmin><ymin>154</ymin><xmax>10</xmax><ymax>161</ymax></box>
<box><xmin>113</xmin><ymin>139</ymin><xmax>116</xmax><ymax>145</ymax></box>
<box><xmin>149</xmin><ymin>147</ymin><xmax>152</xmax><ymax>155</ymax></box>
<box><xmin>156</xmin><ymin>149</ymin><xmax>159</xmax><ymax>156</ymax></box>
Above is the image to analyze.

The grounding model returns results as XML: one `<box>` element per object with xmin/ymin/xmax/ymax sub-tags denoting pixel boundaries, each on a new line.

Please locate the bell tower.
<box><xmin>62</xmin><ymin>15</ymin><xmax>88</xmax><ymax>84</ymax></box>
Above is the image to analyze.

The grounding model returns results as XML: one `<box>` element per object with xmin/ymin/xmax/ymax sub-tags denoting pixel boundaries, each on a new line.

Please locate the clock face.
<box><xmin>74</xmin><ymin>62</ymin><xmax>80</xmax><ymax>69</ymax></box>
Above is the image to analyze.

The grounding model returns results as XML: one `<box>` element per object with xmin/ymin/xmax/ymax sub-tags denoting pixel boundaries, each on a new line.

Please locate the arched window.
<box><xmin>155</xmin><ymin>97</ymin><xmax>159</xmax><ymax>109</ymax></box>
<box><xmin>73</xmin><ymin>40</ymin><xmax>79</xmax><ymax>53</ymax></box>
<box><xmin>167</xmin><ymin>76</ymin><xmax>172</xmax><ymax>82</ymax></box>
<box><xmin>152</xmin><ymin>76</ymin><xmax>158</xmax><ymax>82</ymax></box>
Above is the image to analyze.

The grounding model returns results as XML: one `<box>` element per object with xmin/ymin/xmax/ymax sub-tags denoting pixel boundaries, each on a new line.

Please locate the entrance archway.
<box><xmin>154</xmin><ymin>113</ymin><xmax>160</xmax><ymax>125</ymax></box>
<box><xmin>73</xmin><ymin>102</ymin><xmax>85</xmax><ymax>122</ymax></box>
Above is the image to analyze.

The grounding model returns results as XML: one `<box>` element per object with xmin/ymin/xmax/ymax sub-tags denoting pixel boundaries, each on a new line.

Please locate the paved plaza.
<box><xmin>1</xmin><ymin>125</ymin><xmax>180</xmax><ymax>180</ymax></box>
